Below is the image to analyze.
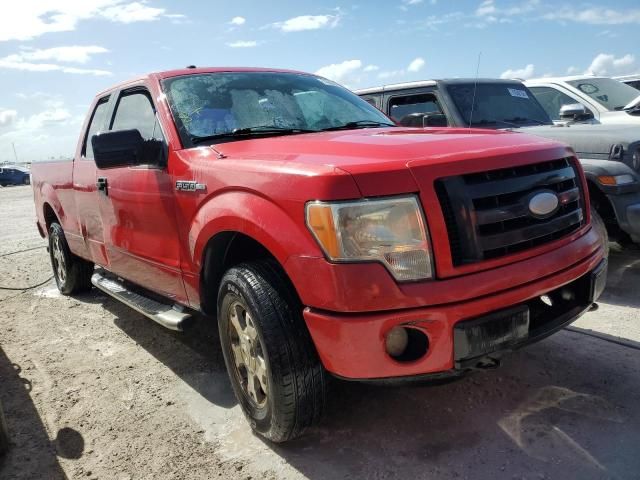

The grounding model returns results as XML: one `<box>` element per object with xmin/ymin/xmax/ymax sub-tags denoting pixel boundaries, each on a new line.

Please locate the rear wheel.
<box><xmin>590</xmin><ymin>207</ymin><xmax>609</xmax><ymax>258</ymax></box>
<box><xmin>217</xmin><ymin>260</ymin><xmax>328</xmax><ymax>442</ymax></box>
<box><xmin>49</xmin><ymin>223</ymin><xmax>94</xmax><ymax>295</ymax></box>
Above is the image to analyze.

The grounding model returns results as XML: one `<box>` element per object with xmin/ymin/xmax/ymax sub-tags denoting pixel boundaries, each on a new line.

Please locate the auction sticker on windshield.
<box><xmin>508</xmin><ymin>88</ymin><xmax>529</xmax><ymax>99</ymax></box>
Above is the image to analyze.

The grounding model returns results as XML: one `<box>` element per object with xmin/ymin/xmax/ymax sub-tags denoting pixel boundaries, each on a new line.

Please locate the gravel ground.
<box><xmin>1</xmin><ymin>184</ymin><xmax>639</xmax><ymax>480</ymax></box>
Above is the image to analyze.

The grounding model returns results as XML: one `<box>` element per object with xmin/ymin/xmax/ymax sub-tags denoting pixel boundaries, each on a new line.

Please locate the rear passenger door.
<box><xmin>96</xmin><ymin>86</ymin><xmax>187</xmax><ymax>301</ymax></box>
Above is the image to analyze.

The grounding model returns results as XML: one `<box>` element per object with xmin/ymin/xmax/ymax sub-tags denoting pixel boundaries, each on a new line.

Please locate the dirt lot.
<box><xmin>1</xmin><ymin>185</ymin><xmax>639</xmax><ymax>480</ymax></box>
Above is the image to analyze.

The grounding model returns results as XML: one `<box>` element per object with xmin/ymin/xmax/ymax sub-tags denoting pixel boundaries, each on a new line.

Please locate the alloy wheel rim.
<box><xmin>228</xmin><ymin>300</ymin><xmax>268</xmax><ymax>408</ymax></box>
<box><xmin>52</xmin><ymin>236</ymin><xmax>66</xmax><ymax>283</ymax></box>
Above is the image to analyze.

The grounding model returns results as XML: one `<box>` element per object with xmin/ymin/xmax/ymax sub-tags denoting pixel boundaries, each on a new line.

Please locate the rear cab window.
<box><xmin>83</xmin><ymin>96</ymin><xmax>111</xmax><ymax>160</ymax></box>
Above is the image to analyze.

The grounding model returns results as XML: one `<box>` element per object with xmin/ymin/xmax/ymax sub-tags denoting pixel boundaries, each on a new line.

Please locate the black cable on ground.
<box><xmin>0</xmin><ymin>245</ymin><xmax>46</xmax><ymax>258</ymax></box>
<box><xmin>565</xmin><ymin>326</ymin><xmax>640</xmax><ymax>351</ymax></box>
<box><xmin>0</xmin><ymin>276</ymin><xmax>54</xmax><ymax>291</ymax></box>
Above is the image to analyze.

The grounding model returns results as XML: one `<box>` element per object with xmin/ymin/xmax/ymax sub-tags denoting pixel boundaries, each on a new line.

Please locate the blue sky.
<box><xmin>0</xmin><ymin>0</ymin><xmax>638</xmax><ymax>162</ymax></box>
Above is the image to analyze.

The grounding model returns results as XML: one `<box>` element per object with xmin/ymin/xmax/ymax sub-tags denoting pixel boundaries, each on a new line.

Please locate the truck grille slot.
<box><xmin>436</xmin><ymin>158</ymin><xmax>585</xmax><ymax>265</ymax></box>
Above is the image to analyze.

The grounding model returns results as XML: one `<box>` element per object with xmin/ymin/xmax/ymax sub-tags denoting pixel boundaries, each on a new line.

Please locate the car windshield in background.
<box><xmin>162</xmin><ymin>72</ymin><xmax>395</xmax><ymax>146</ymax></box>
<box><xmin>567</xmin><ymin>78</ymin><xmax>640</xmax><ymax>111</ymax></box>
<box><xmin>446</xmin><ymin>83</ymin><xmax>552</xmax><ymax>128</ymax></box>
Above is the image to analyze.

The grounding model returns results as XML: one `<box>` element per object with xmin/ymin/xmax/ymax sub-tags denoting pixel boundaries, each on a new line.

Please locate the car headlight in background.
<box><xmin>597</xmin><ymin>174</ymin><xmax>636</xmax><ymax>186</ymax></box>
<box><xmin>306</xmin><ymin>195</ymin><xmax>433</xmax><ymax>281</ymax></box>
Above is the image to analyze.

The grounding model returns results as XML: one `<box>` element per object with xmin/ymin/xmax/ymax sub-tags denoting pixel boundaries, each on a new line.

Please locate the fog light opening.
<box><xmin>385</xmin><ymin>326</ymin><xmax>429</xmax><ymax>362</ymax></box>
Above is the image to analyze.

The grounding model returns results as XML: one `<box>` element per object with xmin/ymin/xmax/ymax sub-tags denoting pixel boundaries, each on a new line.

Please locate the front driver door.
<box><xmin>96</xmin><ymin>85</ymin><xmax>187</xmax><ymax>303</ymax></box>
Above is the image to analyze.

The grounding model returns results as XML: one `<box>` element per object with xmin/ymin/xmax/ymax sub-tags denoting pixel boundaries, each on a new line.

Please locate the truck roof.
<box><xmin>354</xmin><ymin>78</ymin><xmax>523</xmax><ymax>95</ymax></box>
<box><xmin>96</xmin><ymin>66</ymin><xmax>310</xmax><ymax>96</ymax></box>
<box><xmin>524</xmin><ymin>75</ymin><xmax>601</xmax><ymax>84</ymax></box>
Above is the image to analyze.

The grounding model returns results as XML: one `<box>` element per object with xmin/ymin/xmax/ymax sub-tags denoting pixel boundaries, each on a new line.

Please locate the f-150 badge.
<box><xmin>176</xmin><ymin>180</ymin><xmax>206</xmax><ymax>192</ymax></box>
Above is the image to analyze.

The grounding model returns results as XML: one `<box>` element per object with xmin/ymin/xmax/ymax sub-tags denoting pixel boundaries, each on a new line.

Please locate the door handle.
<box><xmin>96</xmin><ymin>177</ymin><xmax>108</xmax><ymax>195</ymax></box>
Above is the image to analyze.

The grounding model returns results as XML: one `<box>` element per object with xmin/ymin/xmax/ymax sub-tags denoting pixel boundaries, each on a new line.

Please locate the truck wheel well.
<box><xmin>200</xmin><ymin>232</ymin><xmax>294</xmax><ymax>316</ymax></box>
<box><xmin>586</xmin><ymin>181</ymin><xmax>618</xmax><ymax>235</ymax></box>
<box><xmin>43</xmin><ymin>203</ymin><xmax>58</xmax><ymax>231</ymax></box>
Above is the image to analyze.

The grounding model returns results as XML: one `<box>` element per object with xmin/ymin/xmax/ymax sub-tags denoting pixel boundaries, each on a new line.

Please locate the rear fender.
<box><xmin>38</xmin><ymin>183</ymin><xmax>66</xmax><ymax>235</ymax></box>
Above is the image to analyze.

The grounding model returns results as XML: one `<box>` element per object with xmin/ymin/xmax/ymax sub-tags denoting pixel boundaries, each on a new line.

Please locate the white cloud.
<box><xmin>378</xmin><ymin>69</ymin><xmax>405</xmax><ymax>80</ymax></box>
<box><xmin>0</xmin><ymin>109</ymin><xmax>18</xmax><ymax>128</ymax></box>
<box><xmin>229</xmin><ymin>16</ymin><xmax>246</xmax><ymax>26</ymax></box>
<box><xmin>99</xmin><ymin>1</ymin><xmax>165</xmax><ymax>23</ymax></box>
<box><xmin>226</xmin><ymin>40</ymin><xmax>258</xmax><ymax>48</ymax></box>
<box><xmin>407</xmin><ymin>57</ymin><xmax>425</xmax><ymax>73</ymax></box>
<box><xmin>15</xmin><ymin>46</ymin><xmax>108</xmax><ymax>64</ymax></box>
<box><xmin>567</xmin><ymin>66</ymin><xmax>579</xmax><ymax>75</ymax></box>
<box><xmin>585</xmin><ymin>53</ymin><xmax>636</xmax><ymax>76</ymax></box>
<box><xmin>545</xmin><ymin>7</ymin><xmax>640</xmax><ymax>25</ymax></box>
<box><xmin>500</xmin><ymin>63</ymin><xmax>535</xmax><ymax>79</ymax></box>
<box><xmin>0</xmin><ymin>1</ymin><xmax>183</xmax><ymax>42</ymax></box>
<box><xmin>0</xmin><ymin>45</ymin><xmax>111</xmax><ymax>75</ymax></box>
<box><xmin>315</xmin><ymin>59</ymin><xmax>362</xmax><ymax>84</ymax></box>
<box><xmin>363</xmin><ymin>64</ymin><xmax>379</xmax><ymax>72</ymax></box>
<box><xmin>270</xmin><ymin>14</ymin><xmax>340</xmax><ymax>32</ymax></box>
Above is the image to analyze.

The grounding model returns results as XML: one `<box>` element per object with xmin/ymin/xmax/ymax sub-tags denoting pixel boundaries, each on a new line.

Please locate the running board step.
<box><xmin>91</xmin><ymin>272</ymin><xmax>192</xmax><ymax>331</ymax></box>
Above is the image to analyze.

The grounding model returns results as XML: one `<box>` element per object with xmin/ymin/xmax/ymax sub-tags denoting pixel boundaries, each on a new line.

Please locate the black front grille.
<box><xmin>436</xmin><ymin>158</ymin><xmax>585</xmax><ymax>266</ymax></box>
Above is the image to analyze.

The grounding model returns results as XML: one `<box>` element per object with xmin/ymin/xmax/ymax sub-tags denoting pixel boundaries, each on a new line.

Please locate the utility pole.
<box><xmin>12</xmin><ymin>142</ymin><xmax>18</xmax><ymax>164</ymax></box>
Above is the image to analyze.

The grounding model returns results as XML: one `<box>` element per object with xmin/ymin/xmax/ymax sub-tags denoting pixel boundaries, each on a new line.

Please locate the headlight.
<box><xmin>306</xmin><ymin>195</ymin><xmax>433</xmax><ymax>281</ymax></box>
<box><xmin>597</xmin><ymin>174</ymin><xmax>636</xmax><ymax>186</ymax></box>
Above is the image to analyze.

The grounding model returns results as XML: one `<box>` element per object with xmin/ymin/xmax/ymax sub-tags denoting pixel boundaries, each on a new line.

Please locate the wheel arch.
<box><xmin>191</xmin><ymin>191</ymin><xmax>320</xmax><ymax>314</ymax></box>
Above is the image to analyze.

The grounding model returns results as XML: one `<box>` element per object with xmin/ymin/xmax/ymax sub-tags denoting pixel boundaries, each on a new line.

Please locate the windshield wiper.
<box><xmin>191</xmin><ymin>126</ymin><xmax>316</xmax><ymax>145</ymax></box>
<box><xmin>471</xmin><ymin>119</ymin><xmax>519</xmax><ymax>128</ymax></box>
<box><xmin>502</xmin><ymin>117</ymin><xmax>548</xmax><ymax>126</ymax></box>
<box><xmin>319</xmin><ymin>120</ymin><xmax>397</xmax><ymax>132</ymax></box>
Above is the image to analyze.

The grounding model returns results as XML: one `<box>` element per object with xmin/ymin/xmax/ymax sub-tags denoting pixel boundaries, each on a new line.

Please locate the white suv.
<box><xmin>525</xmin><ymin>76</ymin><xmax>640</xmax><ymax>126</ymax></box>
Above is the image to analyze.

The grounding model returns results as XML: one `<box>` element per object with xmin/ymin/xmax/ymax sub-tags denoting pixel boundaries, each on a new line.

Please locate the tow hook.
<box><xmin>589</xmin><ymin>303</ymin><xmax>599</xmax><ymax>312</ymax></box>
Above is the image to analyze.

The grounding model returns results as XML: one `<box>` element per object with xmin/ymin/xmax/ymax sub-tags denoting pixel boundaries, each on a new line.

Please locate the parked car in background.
<box><xmin>356</xmin><ymin>79</ymin><xmax>640</xmax><ymax>248</ymax></box>
<box><xmin>615</xmin><ymin>74</ymin><xmax>640</xmax><ymax>91</ymax></box>
<box><xmin>31</xmin><ymin>67</ymin><xmax>607</xmax><ymax>442</ymax></box>
<box><xmin>524</xmin><ymin>76</ymin><xmax>640</xmax><ymax>126</ymax></box>
<box><xmin>0</xmin><ymin>165</ymin><xmax>30</xmax><ymax>186</ymax></box>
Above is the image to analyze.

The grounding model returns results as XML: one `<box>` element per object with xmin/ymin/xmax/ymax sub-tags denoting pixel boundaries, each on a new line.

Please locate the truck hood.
<box><xmin>214</xmin><ymin>127</ymin><xmax>568</xmax><ymax>197</ymax></box>
<box><xmin>521</xmin><ymin>123</ymin><xmax>640</xmax><ymax>156</ymax></box>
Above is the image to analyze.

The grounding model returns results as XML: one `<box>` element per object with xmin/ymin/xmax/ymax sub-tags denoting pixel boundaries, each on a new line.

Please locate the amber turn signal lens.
<box><xmin>306</xmin><ymin>204</ymin><xmax>340</xmax><ymax>258</ymax></box>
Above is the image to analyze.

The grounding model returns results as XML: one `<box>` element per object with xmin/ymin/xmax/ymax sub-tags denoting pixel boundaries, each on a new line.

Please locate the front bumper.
<box><xmin>604</xmin><ymin>188</ymin><xmax>640</xmax><ymax>243</ymax></box>
<box><xmin>304</xmin><ymin>248</ymin><xmax>605</xmax><ymax>380</ymax></box>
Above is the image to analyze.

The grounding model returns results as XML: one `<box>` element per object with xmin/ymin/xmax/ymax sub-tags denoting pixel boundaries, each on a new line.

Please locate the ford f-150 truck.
<box><xmin>357</xmin><ymin>79</ymin><xmax>640</xmax><ymax>248</ymax></box>
<box><xmin>32</xmin><ymin>67</ymin><xmax>606</xmax><ymax>442</ymax></box>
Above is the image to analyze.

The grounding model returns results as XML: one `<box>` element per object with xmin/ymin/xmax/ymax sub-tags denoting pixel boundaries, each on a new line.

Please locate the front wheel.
<box><xmin>49</xmin><ymin>223</ymin><xmax>94</xmax><ymax>295</ymax></box>
<box><xmin>217</xmin><ymin>260</ymin><xmax>328</xmax><ymax>443</ymax></box>
<box><xmin>590</xmin><ymin>207</ymin><xmax>609</xmax><ymax>259</ymax></box>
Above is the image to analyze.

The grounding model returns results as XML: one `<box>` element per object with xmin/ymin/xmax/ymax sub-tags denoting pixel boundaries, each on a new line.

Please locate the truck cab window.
<box><xmin>111</xmin><ymin>91</ymin><xmax>162</xmax><ymax>140</ymax></box>
<box><xmin>388</xmin><ymin>94</ymin><xmax>443</xmax><ymax>126</ymax></box>
<box><xmin>83</xmin><ymin>97</ymin><xmax>110</xmax><ymax>159</ymax></box>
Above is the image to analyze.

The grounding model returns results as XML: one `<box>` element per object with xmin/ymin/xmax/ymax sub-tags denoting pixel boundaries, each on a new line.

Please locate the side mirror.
<box><xmin>399</xmin><ymin>112</ymin><xmax>448</xmax><ymax>128</ymax></box>
<box><xmin>559</xmin><ymin>103</ymin><xmax>594</xmax><ymax>122</ymax></box>
<box><xmin>422</xmin><ymin>113</ymin><xmax>448</xmax><ymax>127</ymax></box>
<box><xmin>92</xmin><ymin>130</ymin><xmax>165</xmax><ymax>169</ymax></box>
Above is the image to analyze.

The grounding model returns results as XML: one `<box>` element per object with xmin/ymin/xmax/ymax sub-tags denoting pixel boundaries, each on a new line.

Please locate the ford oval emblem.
<box><xmin>529</xmin><ymin>191</ymin><xmax>559</xmax><ymax>217</ymax></box>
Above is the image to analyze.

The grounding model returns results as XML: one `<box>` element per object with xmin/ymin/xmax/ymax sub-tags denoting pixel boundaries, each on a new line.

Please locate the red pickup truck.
<box><xmin>31</xmin><ymin>67</ymin><xmax>606</xmax><ymax>442</ymax></box>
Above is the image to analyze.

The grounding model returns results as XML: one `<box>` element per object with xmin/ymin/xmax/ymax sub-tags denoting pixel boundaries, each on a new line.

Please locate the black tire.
<box><xmin>591</xmin><ymin>207</ymin><xmax>609</xmax><ymax>258</ymax></box>
<box><xmin>23</xmin><ymin>176</ymin><xmax>30</xmax><ymax>185</ymax></box>
<box><xmin>217</xmin><ymin>259</ymin><xmax>327</xmax><ymax>443</ymax></box>
<box><xmin>0</xmin><ymin>400</ymin><xmax>8</xmax><ymax>455</ymax></box>
<box><xmin>48</xmin><ymin>223</ymin><xmax>94</xmax><ymax>295</ymax></box>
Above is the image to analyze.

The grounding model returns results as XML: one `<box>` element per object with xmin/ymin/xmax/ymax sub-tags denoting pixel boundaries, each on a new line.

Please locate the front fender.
<box><xmin>188</xmin><ymin>191</ymin><xmax>322</xmax><ymax>271</ymax></box>
<box><xmin>581</xmin><ymin>159</ymin><xmax>640</xmax><ymax>195</ymax></box>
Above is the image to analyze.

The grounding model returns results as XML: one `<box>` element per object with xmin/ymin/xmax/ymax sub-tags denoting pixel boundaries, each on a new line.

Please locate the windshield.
<box><xmin>162</xmin><ymin>72</ymin><xmax>394</xmax><ymax>146</ymax></box>
<box><xmin>566</xmin><ymin>77</ymin><xmax>640</xmax><ymax>111</ymax></box>
<box><xmin>446</xmin><ymin>83</ymin><xmax>552</xmax><ymax>128</ymax></box>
